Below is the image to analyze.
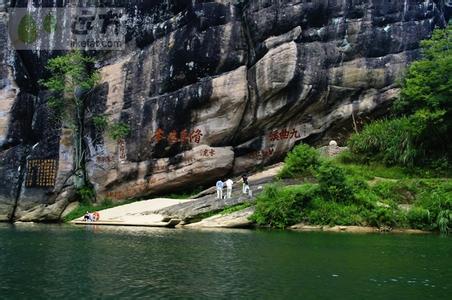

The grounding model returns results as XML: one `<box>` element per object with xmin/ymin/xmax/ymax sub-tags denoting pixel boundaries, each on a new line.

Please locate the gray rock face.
<box><xmin>185</xmin><ymin>206</ymin><xmax>255</xmax><ymax>228</ymax></box>
<box><xmin>0</xmin><ymin>0</ymin><xmax>448</xmax><ymax>221</ymax></box>
<box><xmin>155</xmin><ymin>191</ymin><xmax>255</xmax><ymax>223</ymax></box>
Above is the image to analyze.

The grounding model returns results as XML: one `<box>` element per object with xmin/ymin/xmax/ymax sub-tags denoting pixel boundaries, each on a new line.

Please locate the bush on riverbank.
<box><xmin>250</xmin><ymin>184</ymin><xmax>318</xmax><ymax>229</ymax></box>
<box><xmin>347</xmin><ymin>116</ymin><xmax>424</xmax><ymax>166</ymax></box>
<box><xmin>278</xmin><ymin>144</ymin><xmax>321</xmax><ymax>179</ymax></box>
<box><xmin>317</xmin><ymin>162</ymin><xmax>354</xmax><ymax>203</ymax></box>
<box><xmin>252</xmin><ymin>145</ymin><xmax>452</xmax><ymax>233</ymax></box>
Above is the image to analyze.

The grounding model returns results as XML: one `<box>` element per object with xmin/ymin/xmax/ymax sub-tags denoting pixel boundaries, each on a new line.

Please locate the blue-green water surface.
<box><xmin>0</xmin><ymin>224</ymin><xmax>450</xmax><ymax>299</ymax></box>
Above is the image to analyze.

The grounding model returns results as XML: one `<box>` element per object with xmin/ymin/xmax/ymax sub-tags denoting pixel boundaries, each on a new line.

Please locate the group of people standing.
<box><xmin>215</xmin><ymin>174</ymin><xmax>251</xmax><ymax>199</ymax></box>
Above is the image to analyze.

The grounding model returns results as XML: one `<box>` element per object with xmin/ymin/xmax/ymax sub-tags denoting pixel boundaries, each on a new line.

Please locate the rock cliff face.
<box><xmin>0</xmin><ymin>0</ymin><xmax>448</xmax><ymax>221</ymax></box>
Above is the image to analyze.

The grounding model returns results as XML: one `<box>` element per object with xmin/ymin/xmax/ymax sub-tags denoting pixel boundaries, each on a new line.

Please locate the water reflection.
<box><xmin>0</xmin><ymin>224</ymin><xmax>450</xmax><ymax>299</ymax></box>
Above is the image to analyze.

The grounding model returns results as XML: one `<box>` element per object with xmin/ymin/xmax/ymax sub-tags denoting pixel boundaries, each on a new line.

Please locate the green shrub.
<box><xmin>109</xmin><ymin>122</ymin><xmax>131</xmax><ymax>140</ymax></box>
<box><xmin>346</xmin><ymin>174</ymin><xmax>369</xmax><ymax>194</ymax></box>
<box><xmin>437</xmin><ymin>210</ymin><xmax>451</xmax><ymax>234</ymax></box>
<box><xmin>396</xmin><ymin>25</ymin><xmax>451</xmax><ymax>117</ymax></box>
<box><xmin>335</xmin><ymin>160</ymin><xmax>416</xmax><ymax>180</ymax></box>
<box><xmin>415</xmin><ymin>182</ymin><xmax>452</xmax><ymax>233</ymax></box>
<box><xmin>305</xmin><ymin>198</ymin><xmax>365</xmax><ymax>226</ymax></box>
<box><xmin>348</xmin><ymin>116</ymin><xmax>424</xmax><ymax>166</ymax></box>
<box><xmin>348</xmin><ymin>25</ymin><xmax>452</xmax><ymax>167</ymax></box>
<box><xmin>76</xmin><ymin>186</ymin><xmax>96</xmax><ymax>204</ymax></box>
<box><xmin>365</xmin><ymin>207</ymin><xmax>401</xmax><ymax>228</ymax></box>
<box><xmin>336</xmin><ymin>150</ymin><xmax>356</xmax><ymax>164</ymax></box>
<box><xmin>416</xmin><ymin>183</ymin><xmax>452</xmax><ymax>215</ymax></box>
<box><xmin>407</xmin><ymin>207</ymin><xmax>431</xmax><ymax>230</ymax></box>
<box><xmin>353</xmin><ymin>189</ymin><xmax>379</xmax><ymax>209</ymax></box>
<box><xmin>317</xmin><ymin>162</ymin><xmax>353</xmax><ymax>203</ymax></box>
<box><xmin>250</xmin><ymin>184</ymin><xmax>318</xmax><ymax>229</ymax></box>
<box><xmin>278</xmin><ymin>144</ymin><xmax>321</xmax><ymax>178</ymax></box>
<box><xmin>370</xmin><ymin>180</ymin><xmax>417</xmax><ymax>204</ymax></box>
<box><xmin>93</xmin><ymin>115</ymin><xmax>109</xmax><ymax>131</ymax></box>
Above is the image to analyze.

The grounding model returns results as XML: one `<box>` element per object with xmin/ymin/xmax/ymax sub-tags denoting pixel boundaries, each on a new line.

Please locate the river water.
<box><xmin>0</xmin><ymin>224</ymin><xmax>450</xmax><ymax>299</ymax></box>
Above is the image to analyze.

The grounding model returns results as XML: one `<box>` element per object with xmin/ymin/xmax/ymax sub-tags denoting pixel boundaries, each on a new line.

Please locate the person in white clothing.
<box><xmin>225</xmin><ymin>179</ymin><xmax>234</xmax><ymax>199</ymax></box>
<box><xmin>216</xmin><ymin>180</ymin><xmax>224</xmax><ymax>199</ymax></box>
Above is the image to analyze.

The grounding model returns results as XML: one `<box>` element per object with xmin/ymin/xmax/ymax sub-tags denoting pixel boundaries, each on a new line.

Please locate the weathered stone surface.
<box><xmin>91</xmin><ymin>145</ymin><xmax>234</xmax><ymax>200</ymax></box>
<box><xmin>154</xmin><ymin>164</ymin><xmax>282</xmax><ymax>222</ymax></box>
<box><xmin>318</xmin><ymin>142</ymin><xmax>348</xmax><ymax>157</ymax></box>
<box><xmin>185</xmin><ymin>206</ymin><xmax>255</xmax><ymax>228</ymax></box>
<box><xmin>155</xmin><ymin>191</ymin><xmax>255</xmax><ymax>223</ymax></box>
<box><xmin>60</xmin><ymin>201</ymin><xmax>79</xmax><ymax>219</ymax></box>
<box><xmin>290</xmin><ymin>224</ymin><xmax>428</xmax><ymax>234</ymax></box>
<box><xmin>0</xmin><ymin>0</ymin><xmax>448</xmax><ymax>221</ymax></box>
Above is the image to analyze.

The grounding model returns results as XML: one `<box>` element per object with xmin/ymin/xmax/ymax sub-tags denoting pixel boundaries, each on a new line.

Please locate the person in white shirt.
<box><xmin>216</xmin><ymin>180</ymin><xmax>224</xmax><ymax>199</ymax></box>
<box><xmin>225</xmin><ymin>179</ymin><xmax>234</xmax><ymax>199</ymax></box>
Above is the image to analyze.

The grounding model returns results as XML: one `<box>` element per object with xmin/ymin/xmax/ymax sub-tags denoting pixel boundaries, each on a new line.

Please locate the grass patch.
<box><xmin>304</xmin><ymin>198</ymin><xmax>367</xmax><ymax>226</ymax></box>
<box><xmin>336</xmin><ymin>150</ymin><xmax>452</xmax><ymax>179</ymax></box>
<box><xmin>190</xmin><ymin>202</ymin><xmax>254</xmax><ymax>223</ymax></box>
<box><xmin>220</xmin><ymin>202</ymin><xmax>253</xmax><ymax>216</ymax></box>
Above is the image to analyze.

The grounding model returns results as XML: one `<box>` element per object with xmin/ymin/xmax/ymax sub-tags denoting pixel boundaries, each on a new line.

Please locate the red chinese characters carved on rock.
<box><xmin>269</xmin><ymin>128</ymin><xmax>301</xmax><ymax>142</ymax></box>
<box><xmin>153</xmin><ymin>128</ymin><xmax>165</xmax><ymax>143</ymax></box>
<box><xmin>149</xmin><ymin>128</ymin><xmax>204</xmax><ymax>144</ymax></box>
<box><xmin>190</xmin><ymin>129</ymin><xmax>203</xmax><ymax>144</ymax></box>
<box><xmin>199</xmin><ymin>148</ymin><xmax>216</xmax><ymax>157</ymax></box>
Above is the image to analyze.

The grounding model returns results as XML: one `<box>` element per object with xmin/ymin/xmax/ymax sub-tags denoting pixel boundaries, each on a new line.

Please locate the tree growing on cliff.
<box><xmin>40</xmin><ymin>51</ymin><xmax>100</xmax><ymax>190</ymax></box>
<box><xmin>348</xmin><ymin>24</ymin><xmax>451</xmax><ymax>168</ymax></box>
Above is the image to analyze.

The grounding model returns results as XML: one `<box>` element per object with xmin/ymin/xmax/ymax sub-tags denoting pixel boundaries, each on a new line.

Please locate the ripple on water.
<box><xmin>0</xmin><ymin>225</ymin><xmax>450</xmax><ymax>299</ymax></box>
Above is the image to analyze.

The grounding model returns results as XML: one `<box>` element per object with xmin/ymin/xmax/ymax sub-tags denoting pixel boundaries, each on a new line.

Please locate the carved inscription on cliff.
<box><xmin>25</xmin><ymin>159</ymin><xmax>58</xmax><ymax>188</ymax></box>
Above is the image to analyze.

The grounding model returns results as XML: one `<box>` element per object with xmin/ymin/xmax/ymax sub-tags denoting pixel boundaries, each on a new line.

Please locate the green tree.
<box><xmin>396</xmin><ymin>24</ymin><xmax>451</xmax><ymax>115</ymax></box>
<box><xmin>349</xmin><ymin>24</ymin><xmax>451</xmax><ymax>167</ymax></box>
<box><xmin>278</xmin><ymin>144</ymin><xmax>321</xmax><ymax>178</ymax></box>
<box><xmin>40</xmin><ymin>51</ymin><xmax>100</xmax><ymax>189</ymax></box>
<box><xmin>395</xmin><ymin>24</ymin><xmax>451</xmax><ymax>160</ymax></box>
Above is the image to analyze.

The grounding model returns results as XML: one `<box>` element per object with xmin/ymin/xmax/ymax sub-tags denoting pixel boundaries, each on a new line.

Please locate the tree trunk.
<box><xmin>73</xmin><ymin>99</ymin><xmax>87</xmax><ymax>189</ymax></box>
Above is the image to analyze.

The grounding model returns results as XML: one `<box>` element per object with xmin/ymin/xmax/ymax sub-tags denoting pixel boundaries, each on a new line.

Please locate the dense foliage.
<box><xmin>278</xmin><ymin>144</ymin><xmax>321</xmax><ymax>178</ymax></box>
<box><xmin>317</xmin><ymin>162</ymin><xmax>353</xmax><ymax>203</ymax></box>
<box><xmin>250</xmin><ymin>184</ymin><xmax>318</xmax><ymax>229</ymax></box>
<box><xmin>348</xmin><ymin>24</ymin><xmax>451</xmax><ymax>168</ymax></box>
<box><xmin>252</xmin><ymin>145</ymin><xmax>451</xmax><ymax>233</ymax></box>
<box><xmin>109</xmin><ymin>122</ymin><xmax>132</xmax><ymax>140</ymax></box>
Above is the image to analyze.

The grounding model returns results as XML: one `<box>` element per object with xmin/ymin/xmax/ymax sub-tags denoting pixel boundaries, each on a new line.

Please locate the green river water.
<box><xmin>0</xmin><ymin>224</ymin><xmax>450</xmax><ymax>299</ymax></box>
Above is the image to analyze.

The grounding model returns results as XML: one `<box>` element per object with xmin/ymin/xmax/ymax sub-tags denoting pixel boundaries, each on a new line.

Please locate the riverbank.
<box><xmin>70</xmin><ymin>198</ymin><xmax>190</xmax><ymax>227</ymax></box>
<box><xmin>65</xmin><ymin>148</ymin><xmax>452</xmax><ymax>234</ymax></box>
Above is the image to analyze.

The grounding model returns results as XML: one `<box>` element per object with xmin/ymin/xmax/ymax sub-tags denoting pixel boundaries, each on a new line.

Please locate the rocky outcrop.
<box><xmin>155</xmin><ymin>191</ymin><xmax>255</xmax><ymax>223</ymax></box>
<box><xmin>185</xmin><ymin>206</ymin><xmax>255</xmax><ymax>228</ymax></box>
<box><xmin>289</xmin><ymin>224</ymin><xmax>428</xmax><ymax>234</ymax></box>
<box><xmin>0</xmin><ymin>0</ymin><xmax>448</xmax><ymax>221</ymax></box>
